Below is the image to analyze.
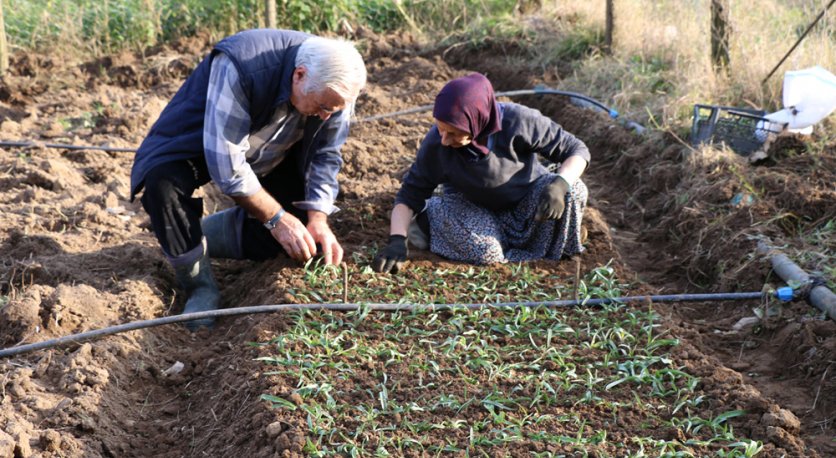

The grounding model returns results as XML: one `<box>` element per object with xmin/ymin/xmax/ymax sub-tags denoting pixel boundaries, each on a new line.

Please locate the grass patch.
<box><xmin>551</xmin><ymin>25</ymin><xmax>605</xmax><ymax>62</ymax></box>
<box><xmin>792</xmin><ymin>218</ymin><xmax>836</xmax><ymax>291</ymax></box>
<box><xmin>546</xmin><ymin>0</ymin><xmax>835</xmax><ymax>127</ymax></box>
<box><xmin>289</xmin><ymin>248</ymin><xmax>588</xmax><ymax>305</ymax></box>
<box><xmin>3</xmin><ymin>0</ymin><xmax>519</xmax><ymax>54</ymax></box>
<box><xmin>254</xmin><ymin>263</ymin><xmax>764</xmax><ymax>456</ymax></box>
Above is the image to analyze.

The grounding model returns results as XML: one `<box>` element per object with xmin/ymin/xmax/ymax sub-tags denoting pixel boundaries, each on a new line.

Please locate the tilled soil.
<box><xmin>0</xmin><ymin>30</ymin><xmax>833</xmax><ymax>457</ymax></box>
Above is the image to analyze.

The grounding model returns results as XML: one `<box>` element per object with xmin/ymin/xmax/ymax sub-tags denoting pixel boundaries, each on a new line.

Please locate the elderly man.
<box><xmin>130</xmin><ymin>29</ymin><xmax>366</xmax><ymax>330</ymax></box>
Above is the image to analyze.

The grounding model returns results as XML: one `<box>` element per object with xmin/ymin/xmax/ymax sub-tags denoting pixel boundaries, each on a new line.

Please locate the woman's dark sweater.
<box><xmin>395</xmin><ymin>102</ymin><xmax>590</xmax><ymax>212</ymax></box>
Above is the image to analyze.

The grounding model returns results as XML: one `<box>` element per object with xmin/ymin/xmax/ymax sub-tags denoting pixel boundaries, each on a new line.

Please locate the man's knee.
<box><xmin>141</xmin><ymin>169</ymin><xmax>183</xmax><ymax>210</ymax></box>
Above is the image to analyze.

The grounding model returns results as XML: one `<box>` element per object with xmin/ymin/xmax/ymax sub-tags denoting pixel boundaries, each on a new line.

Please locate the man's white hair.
<box><xmin>296</xmin><ymin>36</ymin><xmax>366</xmax><ymax>103</ymax></box>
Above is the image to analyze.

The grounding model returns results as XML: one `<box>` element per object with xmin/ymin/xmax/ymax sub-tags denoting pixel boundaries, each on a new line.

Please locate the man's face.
<box><xmin>290</xmin><ymin>66</ymin><xmax>348</xmax><ymax>121</ymax></box>
<box><xmin>435</xmin><ymin>119</ymin><xmax>472</xmax><ymax>148</ymax></box>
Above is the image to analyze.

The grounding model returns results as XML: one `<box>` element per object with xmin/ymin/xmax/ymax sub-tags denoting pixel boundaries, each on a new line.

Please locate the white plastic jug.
<box><xmin>765</xmin><ymin>66</ymin><xmax>836</xmax><ymax>130</ymax></box>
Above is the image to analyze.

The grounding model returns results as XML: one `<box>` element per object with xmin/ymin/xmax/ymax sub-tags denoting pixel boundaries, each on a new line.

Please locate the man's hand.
<box><xmin>271</xmin><ymin>212</ymin><xmax>317</xmax><ymax>262</ymax></box>
<box><xmin>535</xmin><ymin>176</ymin><xmax>570</xmax><ymax>221</ymax></box>
<box><xmin>307</xmin><ymin>212</ymin><xmax>344</xmax><ymax>265</ymax></box>
<box><xmin>372</xmin><ymin>235</ymin><xmax>408</xmax><ymax>274</ymax></box>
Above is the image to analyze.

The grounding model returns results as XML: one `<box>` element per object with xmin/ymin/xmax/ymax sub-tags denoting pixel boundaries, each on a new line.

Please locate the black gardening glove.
<box><xmin>371</xmin><ymin>235</ymin><xmax>408</xmax><ymax>274</ymax></box>
<box><xmin>535</xmin><ymin>176</ymin><xmax>570</xmax><ymax>221</ymax></box>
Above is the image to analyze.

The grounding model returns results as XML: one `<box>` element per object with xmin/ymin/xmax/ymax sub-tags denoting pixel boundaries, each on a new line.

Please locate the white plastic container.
<box><xmin>764</xmin><ymin>66</ymin><xmax>836</xmax><ymax>130</ymax></box>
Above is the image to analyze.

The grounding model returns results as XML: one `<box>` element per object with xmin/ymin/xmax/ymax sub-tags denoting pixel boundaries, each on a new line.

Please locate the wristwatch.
<box><xmin>263</xmin><ymin>208</ymin><xmax>286</xmax><ymax>230</ymax></box>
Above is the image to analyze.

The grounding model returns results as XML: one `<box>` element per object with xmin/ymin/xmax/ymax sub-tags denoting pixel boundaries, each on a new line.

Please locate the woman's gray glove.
<box><xmin>372</xmin><ymin>235</ymin><xmax>408</xmax><ymax>273</ymax></box>
<box><xmin>535</xmin><ymin>176</ymin><xmax>570</xmax><ymax>221</ymax></box>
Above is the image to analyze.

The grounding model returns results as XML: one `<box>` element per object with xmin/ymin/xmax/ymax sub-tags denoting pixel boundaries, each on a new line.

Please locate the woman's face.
<box><xmin>436</xmin><ymin>119</ymin><xmax>472</xmax><ymax>148</ymax></box>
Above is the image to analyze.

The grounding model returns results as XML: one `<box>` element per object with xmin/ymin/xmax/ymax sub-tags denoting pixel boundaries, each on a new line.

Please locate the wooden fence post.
<box><xmin>265</xmin><ymin>0</ymin><xmax>277</xmax><ymax>29</ymax></box>
<box><xmin>711</xmin><ymin>0</ymin><xmax>730</xmax><ymax>73</ymax></box>
<box><xmin>605</xmin><ymin>0</ymin><xmax>614</xmax><ymax>55</ymax></box>
<box><xmin>0</xmin><ymin>0</ymin><xmax>7</xmax><ymax>75</ymax></box>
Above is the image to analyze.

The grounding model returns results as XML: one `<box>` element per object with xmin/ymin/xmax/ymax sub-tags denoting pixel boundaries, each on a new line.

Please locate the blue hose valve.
<box><xmin>775</xmin><ymin>287</ymin><xmax>794</xmax><ymax>302</ymax></box>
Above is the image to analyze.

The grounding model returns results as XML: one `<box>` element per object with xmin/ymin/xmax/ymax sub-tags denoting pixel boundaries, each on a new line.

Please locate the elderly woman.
<box><xmin>372</xmin><ymin>73</ymin><xmax>590</xmax><ymax>273</ymax></box>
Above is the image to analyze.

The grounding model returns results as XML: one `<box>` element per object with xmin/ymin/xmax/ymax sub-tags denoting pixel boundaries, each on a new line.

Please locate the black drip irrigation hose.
<box><xmin>499</xmin><ymin>88</ymin><xmax>620</xmax><ymax>119</ymax></box>
<box><xmin>0</xmin><ymin>291</ymin><xmax>775</xmax><ymax>359</ymax></box>
<box><xmin>0</xmin><ymin>87</ymin><xmax>644</xmax><ymax>154</ymax></box>
<box><xmin>357</xmin><ymin>88</ymin><xmax>630</xmax><ymax>125</ymax></box>
<box><xmin>358</xmin><ymin>88</ymin><xmax>645</xmax><ymax>134</ymax></box>
<box><xmin>0</xmin><ymin>139</ymin><xmax>137</xmax><ymax>153</ymax></box>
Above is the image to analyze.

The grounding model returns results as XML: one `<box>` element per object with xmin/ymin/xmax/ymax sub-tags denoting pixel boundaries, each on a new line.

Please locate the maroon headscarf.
<box><xmin>432</xmin><ymin>73</ymin><xmax>502</xmax><ymax>155</ymax></box>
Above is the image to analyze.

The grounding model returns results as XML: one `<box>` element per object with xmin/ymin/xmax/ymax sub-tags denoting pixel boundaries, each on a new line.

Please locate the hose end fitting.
<box><xmin>775</xmin><ymin>286</ymin><xmax>794</xmax><ymax>302</ymax></box>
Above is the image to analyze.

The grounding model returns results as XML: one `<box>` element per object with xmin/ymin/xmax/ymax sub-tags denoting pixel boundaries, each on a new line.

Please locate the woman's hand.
<box><xmin>536</xmin><ymin>175</ymin><xmax>570</xmax><ymax>221</ymax></box>
<box><xmin>372</xmin><ymin>235</ymin><xmax>408</xmax><ymax>273</ymax></box>
<box><xmin>371</xmin><ymin>203</ymin><xmax>415</xmax><ymax>273</ymax></box>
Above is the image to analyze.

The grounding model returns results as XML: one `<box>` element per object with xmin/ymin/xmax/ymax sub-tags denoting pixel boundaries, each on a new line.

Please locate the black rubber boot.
<box><xmin>171</xmin><ymin>239</ymin><xmax>220</xmax><ymax>331</ymax></box>
<box><xmin>201</xmin><ymin>207</ymin><xmax>245</xmax><ymax>260</ymax></box>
